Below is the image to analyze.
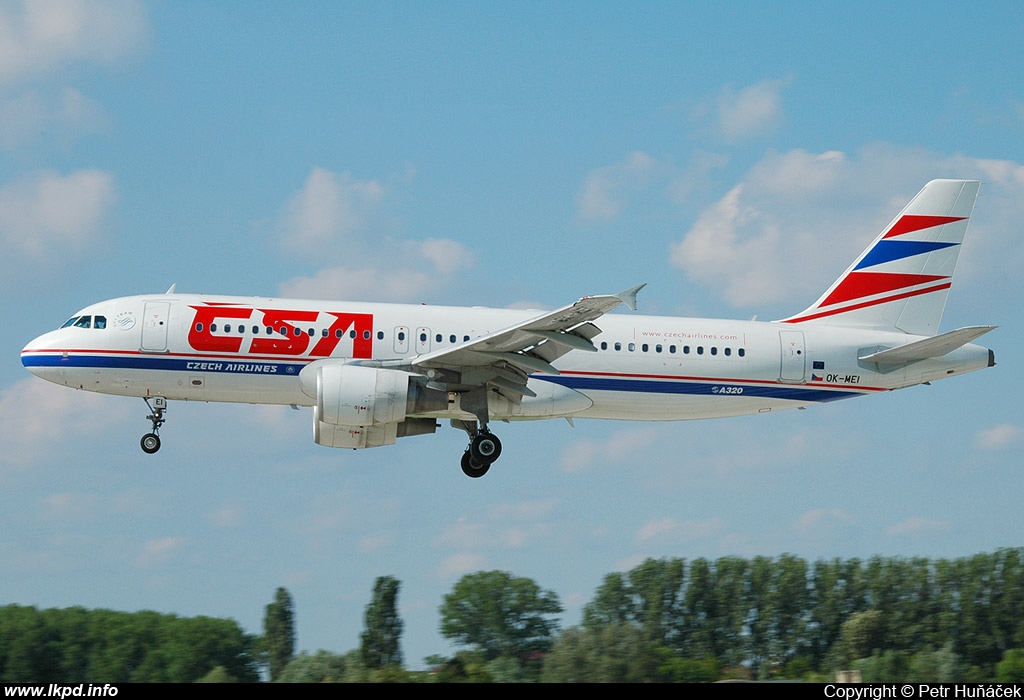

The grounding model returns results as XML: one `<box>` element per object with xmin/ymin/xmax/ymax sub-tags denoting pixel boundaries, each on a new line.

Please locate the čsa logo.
<box><xmin>187</xmin><ymin>304</ymin><xmax>373</xmax><ymax>359</ymax></box>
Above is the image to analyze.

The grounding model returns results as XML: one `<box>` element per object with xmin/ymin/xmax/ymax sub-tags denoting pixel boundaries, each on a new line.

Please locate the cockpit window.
<box><xmin>59</xmin><ymin>315</ymin><xmax>107</xmax><ymax>329</ymax></box>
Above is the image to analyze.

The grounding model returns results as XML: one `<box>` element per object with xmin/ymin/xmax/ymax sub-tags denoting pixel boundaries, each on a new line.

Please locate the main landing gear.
<box><xmin>140</xmin><ymin>396</ymin><xmax>167</xmax><ymax>454</ymax></box>
<box><xmin>454</xmin><ymin>420</ymin><xmax>502</xmax><ymax>478</ymax></box>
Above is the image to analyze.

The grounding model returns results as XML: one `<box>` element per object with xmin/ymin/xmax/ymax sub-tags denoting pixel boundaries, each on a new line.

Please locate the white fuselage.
<box><xmin>21</xmin><ymin>293</ymin><xmax>993</xmax><ymax>424</ymax></box>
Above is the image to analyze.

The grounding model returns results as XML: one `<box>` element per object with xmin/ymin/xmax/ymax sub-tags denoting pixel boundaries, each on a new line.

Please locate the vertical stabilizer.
<box><xmin>781</xmin><ymin>179</ymin><xmax>980</xmax><ymax>335</ymax></box>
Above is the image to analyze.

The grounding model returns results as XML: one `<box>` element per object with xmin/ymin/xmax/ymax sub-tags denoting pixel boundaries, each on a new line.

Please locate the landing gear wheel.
<box><xmin>141</xmin><ymin>397</ymin><xmax>167</xmax><ymax>454</ymax></box>
<box><xmin>141</xmin><ymin>433</ymin><xmax>161</xmax><ymax>454</ymax></box>
<box><xmin>470</xmin><ymin>432</ymin><xmax>502</xmax><ymax>465</ymax></box>
<box><xmin>461</xmin><ymin>451</ymin><xmax>490</xmax><ymax>478</ymax></box>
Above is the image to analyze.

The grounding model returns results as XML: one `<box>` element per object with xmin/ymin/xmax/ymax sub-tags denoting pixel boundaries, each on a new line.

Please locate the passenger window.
<box><xmin>683</xmin><ymin>345</ymin><xmax>690</xmax><ymax>354</ymax></box>
<box><xmin>614</xmin><ymin>342</ymin><xmax>622</xmax><ymax>351</ymax></box>
<box><xmin>225</xmin><ymin>324</ymin><xmax>232</xmax><ymax>333</ymax></box>
<box><xmin>655</xmin><ymin>344</ymin><xmax>662</xmax><ymax>353</ymax></box>
<box><xmin>628</xmin><ymin>343</ymin><xmax>635</xmax><ymax>352</ymax></box>
<box><xmin>641</xmin><ymin>343</ymin><xmax>649</xmax><ymax>352</ymax></box>
<box><xmin>377</xmin><ymin>331</ymin><xmax>384</xmax><ymax>340</ymax></box>
<box><xmin>600</xmin><ymin>341</ymin><xmax>608</xmax><ymax>350</ymax></box>
<box><xmin>435</xmin><ymin>333</ymin><xmax>442</xmax><ymax>343</ymax></box>
<box><xmin>739</xmin><ymin>348</ymin><xmax>746</xmax><ymax>357</ymax></box>
<box><xmin>398</xmin><ymin>331</ymin><xmax>406</xmax><ymax>341</ymax></box>
<box><xmin>711</xmin><ymin>347</ymin><xmax>717</xmax><ymax>356</ymax></box>
<box><xmin>724</xmin><ymin>347</ymin><xmax>731</xmax><ymax>356</ymax></box>
<box><xmin>697</xmin><ymin>346</ymin><xmax>704</xmax><ymax>355</ymax></box>
<box><xmin>363</xmin><ymin>330</ymin><xmax>370</xmax><ymax>340</ymax></box>
<box><xmin>669</xmin><ymin>345</ymin><xmax>676</xmax><ymax>354</ymax></box>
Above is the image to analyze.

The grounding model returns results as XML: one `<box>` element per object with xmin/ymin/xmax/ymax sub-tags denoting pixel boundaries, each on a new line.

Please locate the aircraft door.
<box><xmin>394</xmin><ymin>326</ymin><xmax>410</xmax><ymax>354</ymax></box>
<box><xmin>416</xmin><ymin>327</ymin><xmax>431</xmax><ymax>354</ymax></box>
<box><xmin>141</xmin><ymin>302</ymin><xmax>171</xmax><ymax>353</ymax></box>
<box><xmin>779</xmin><ymin>331</ymin><xmax>806</xmax><ymax>383</ymax></box>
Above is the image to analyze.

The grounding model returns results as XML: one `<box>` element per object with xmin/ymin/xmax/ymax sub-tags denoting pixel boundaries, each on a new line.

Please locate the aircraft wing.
<box><xmin>408</xmin><ymin>284</ymin><xmax>645</xmax><ymax>397</ymax></box>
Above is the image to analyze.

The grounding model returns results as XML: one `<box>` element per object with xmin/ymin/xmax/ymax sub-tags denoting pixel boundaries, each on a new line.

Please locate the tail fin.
<box><xmin>781</xmin><ymin>179</ymin><xmax>980</xmax><ymax>335</ymax></box>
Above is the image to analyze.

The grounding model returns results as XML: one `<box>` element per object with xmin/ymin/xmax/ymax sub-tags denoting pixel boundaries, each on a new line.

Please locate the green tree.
<box><xmin>360</xmin><ymin>575</ymin><xmax>403</xmax><ymax>669</ymax></box>
<box><xmin>833</xmin><ymin>609</ymin><xmax>886</xmax><ymax>667</ymax></box>
<box><xmin>277</xmin><ymin>650</ymin><xmax>347</xmax><ymax>682</ymax></box>
<box><xmin>541</xmin><ymin>624</ymin><xmax>661</xmax><ymax>682</ymax></box>
<box><xmin>582</xmin><ymin>558</ymin><xmax>685</xmax><ymax>649</ymax></box>
<box><xmin>439</xmin><ymin>570</ymin><xmax>562</xmax><ymax>662</ymax></box>
<box><xmin>996</xmin><ymin>649</ymin><xmax>1024</xmax><ymax>682</ymax></box>
<box><xmin>263</xmin><ymin>587</ymin><xmax>296</xmax><ymax>681</ymax></box>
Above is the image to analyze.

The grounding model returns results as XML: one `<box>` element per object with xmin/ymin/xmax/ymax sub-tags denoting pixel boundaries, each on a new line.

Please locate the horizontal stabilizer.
<box><xmin>859</xmin><ymin>326</ymin><xmax>996</xmax><ymax>364</ymax></box>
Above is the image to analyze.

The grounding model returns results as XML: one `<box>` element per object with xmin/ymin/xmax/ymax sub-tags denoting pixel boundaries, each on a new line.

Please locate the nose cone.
<box><xmin>21</xmin><ymin>330</ymin><xmax>60</xmax><ymax>380</ymax></box>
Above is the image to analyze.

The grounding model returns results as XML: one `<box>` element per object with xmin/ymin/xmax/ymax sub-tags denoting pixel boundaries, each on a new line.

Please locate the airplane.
<box><xmin>21</xmin><ymin>179</ymin><xmax>996</xmax><ymax>477</ymax></box>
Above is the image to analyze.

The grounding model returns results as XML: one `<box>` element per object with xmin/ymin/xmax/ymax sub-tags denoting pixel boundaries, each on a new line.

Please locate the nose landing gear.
<box><xmin>140</xmin><ymin>396</ymin><xmax>167</xmax><ymax>454</ymax></box>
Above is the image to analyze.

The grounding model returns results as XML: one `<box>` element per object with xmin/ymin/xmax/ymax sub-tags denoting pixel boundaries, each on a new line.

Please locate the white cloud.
<box><xmin>669</xmin><ymin>147</ymin><xmax>1024</xmax><ymax>310</ymax></box>
<box><xmin>275</xmin><ymin>167</ymin><xmax>475</xmax><ymax>301</ymax></box>
<box><xmin>713</xmin><ymin>78</ymin><xmax>790</xmax><ymax>141</ymax></box>
<box><xmin>886</xmin><ymin>517</ymin><xmax>952</xmax><ymax>537</ymax></box>
<box><xmin>434</xmin><ymin>552</ymin><xmax>486</xmax><ymax>581</ymax></box>
<box><xmin>576</xmin><ymin>151</ymin><xmax>668</xmax><ymax>223</ymax></box>
<box><xmin>0</xmin><ymin>0</ymin><xmax>146</xmax><ymax>149</ymax></box>
<box><xmin>0</xmin><ymin>87</ymin><xmax>108</xmax><ymax>148</ymax></box>
<box><xmin>974</xmin><ymin>423</ymin><xmax>1023</xmax><ymax>451</ymax></box>
<box><xmin>636</xmin><ymin>516</ymin><xmax>724</xmax><ymax>545</ymax></box>
<box><xmin>135</xmin><ymin>536</ymin><xmax>186</xmax><ymax>567</ymax></box>
<box><xmin>277</xmin><ymin>167</ymin><xmax>386</xmax><ymax>252</ymax></box>
<box><xmin>0</xmin><ymin>169</ymin><xmax>116</xmax><ymax>285</ymax></box>
<box><xmin>0</xmin><ymin>379</ymin><xmax>132</xmax><ymax>476</ymax></box>
<box><xmin>0</xmin><ymin>0</ymin><xmax>147</xmax><ymax>86</ymax></box>
<box><xmin>793</xmin><ymin>508</ymin><xmax>854</xmax><ymax>534</ymax></box>
<box><xmin>558</xmin><ymin>427</ymin><xmax>657</xmax><ymax>474</ymax></box>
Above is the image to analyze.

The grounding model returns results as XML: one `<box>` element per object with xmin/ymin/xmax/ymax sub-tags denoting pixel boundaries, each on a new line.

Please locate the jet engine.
<box><xmin>300</xmin><ymin>363</ymin><xmax>446</xmax><ymax>448</ymax></box>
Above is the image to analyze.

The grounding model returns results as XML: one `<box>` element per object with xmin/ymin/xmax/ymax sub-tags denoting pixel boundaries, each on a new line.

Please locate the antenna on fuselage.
<box><xmin>165</xmin><ymin>284</ymin><xmax>177</xmax><ymax>294</ymax></box>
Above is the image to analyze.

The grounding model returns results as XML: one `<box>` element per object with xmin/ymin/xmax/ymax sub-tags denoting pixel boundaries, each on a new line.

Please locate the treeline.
<box><xmin>0</xmin><ymin>606</ymin><xmax>258</xmax><ymax>683</ymax></box>
<box><xmin>4</xmin><ymin>550</ymin><xmax>1024</xmax><ymax>682</ymax></box>
<box><xmin>559</xmin><ymin>550</ymin><xmax>1024</xmax><ymax>681</ymax></box>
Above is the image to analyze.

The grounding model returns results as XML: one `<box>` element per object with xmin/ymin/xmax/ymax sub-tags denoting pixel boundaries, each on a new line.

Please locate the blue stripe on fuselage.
<box><xmin>21</xmin><ymin>352</ymin><xmax>305</xmax><ymax>376</ymax></box>
<box><xmin>535</xmin><ymin>374</ymin><xmax>862</xmax><ymax>403</ymax></box>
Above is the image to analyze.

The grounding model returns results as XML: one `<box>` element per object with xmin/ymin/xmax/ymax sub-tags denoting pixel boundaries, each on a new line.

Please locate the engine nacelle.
<box><xmin>300</xmin><ymin>363</ymin><xmax>444</xmax><ymax>448</ymax></box>
<box><xmin>309</xmin><ymin>363</ymin><xmax>409</xmax><ymax>427</ymax></box>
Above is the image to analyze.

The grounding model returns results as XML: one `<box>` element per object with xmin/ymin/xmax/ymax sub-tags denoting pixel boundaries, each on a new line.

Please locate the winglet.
<box><xmin>616</xmin><ymin>283</ymin><xmax>646</xmax><ymax>311</ymax></box>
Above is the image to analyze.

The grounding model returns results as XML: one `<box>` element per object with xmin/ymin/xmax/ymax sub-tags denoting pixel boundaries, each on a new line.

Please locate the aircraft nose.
<box><xmin>21</xmin><ymin>332</ymin><xmax>57</xmax><ymax>379</ymax></box>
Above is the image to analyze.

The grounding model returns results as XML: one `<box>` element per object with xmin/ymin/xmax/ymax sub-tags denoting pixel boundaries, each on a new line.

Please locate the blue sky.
<box><xmin>2</xmin><ymin>1</ymin><xmax>1023</xmax><ymax>670</ymax></box>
